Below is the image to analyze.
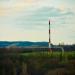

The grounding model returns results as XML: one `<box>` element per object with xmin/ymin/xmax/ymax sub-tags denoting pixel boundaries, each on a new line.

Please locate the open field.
<box><xmin>0</xmin><ymin>51</ymin><xmax>75</xmax><ymax>75</ymax></box>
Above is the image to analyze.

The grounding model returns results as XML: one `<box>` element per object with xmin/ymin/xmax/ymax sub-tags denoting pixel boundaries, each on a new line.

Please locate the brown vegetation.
<box><xmin>0</xmin><ymin>52</ymin><xmax>75</xmax><ymax>75</ymax></box>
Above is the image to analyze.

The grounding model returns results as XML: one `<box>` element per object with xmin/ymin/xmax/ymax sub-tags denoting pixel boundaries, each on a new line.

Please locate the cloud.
<box><xmin>15</xmin><ymin>7</ymin><xmax>75</xmax><ymax>28</ymax></box>
<box><xmin>0</xmin><ymin>0</ymin><xmax>35</xmax><ymax>17</ymax></box>
<box><xmin>0</xmin><ymin>0</ymin><xmax>75</xmax><ymax>43</ymax></box>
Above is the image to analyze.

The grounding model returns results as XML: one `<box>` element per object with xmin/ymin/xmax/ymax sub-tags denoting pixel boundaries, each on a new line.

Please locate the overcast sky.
<box><xmin>0</xmin><ymin>0</ymin><xmax>75</xmax><ymax>44</ymax></box>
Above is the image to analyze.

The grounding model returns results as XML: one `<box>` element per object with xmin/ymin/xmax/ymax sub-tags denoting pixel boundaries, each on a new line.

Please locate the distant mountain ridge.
<box><xmin>0</xmin><ymin>41</ymin><xmax>75</xmax><ymax>51</ymax></box>
<box><xmin>0</xmin><ymin>41</ymin><xmax>48</xmax><ymax>48</ymax></box>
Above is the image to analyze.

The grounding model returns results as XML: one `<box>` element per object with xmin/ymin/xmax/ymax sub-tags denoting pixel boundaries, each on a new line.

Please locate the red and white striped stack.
<box><xmin>49</xmin><ymin>20</ymin><xmax>51</xmax><ymax>48</ymax></box>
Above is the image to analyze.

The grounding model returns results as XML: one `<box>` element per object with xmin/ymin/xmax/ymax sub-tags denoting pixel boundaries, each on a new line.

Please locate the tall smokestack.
<box><xmin>49</xmin><ymin>19</ymin><xmax>52</xmax><ymax>53</ymax></box>
<box><xmin>49</xmin><ymin>20</ymin><xmax>51</xmax><ymax>48</ymax></box>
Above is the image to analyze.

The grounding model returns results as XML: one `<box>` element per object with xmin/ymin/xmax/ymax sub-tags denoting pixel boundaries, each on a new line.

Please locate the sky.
<box><xmin>0</xmin><ymin>0</ymin><xmax>75</xmax><ymax>44</ymax></box>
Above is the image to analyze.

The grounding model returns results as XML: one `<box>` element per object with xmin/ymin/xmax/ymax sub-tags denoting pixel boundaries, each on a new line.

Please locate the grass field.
<box><xmin>0</xmin><ymin>51</ymin><xmax>75</xmax><ymax>75</ymax></box>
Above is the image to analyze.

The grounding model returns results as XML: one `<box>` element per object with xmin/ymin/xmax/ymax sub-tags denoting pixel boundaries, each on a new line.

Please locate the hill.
<box><xmin>0</xmin><ymin>41</ymin><xmax>48</xmax><ymax>48</ymax></box>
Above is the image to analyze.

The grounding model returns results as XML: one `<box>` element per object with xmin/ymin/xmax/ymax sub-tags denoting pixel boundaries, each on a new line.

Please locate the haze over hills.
<box><xmin>0</xmin><ymin>41</ymin><xmax>75</xmax><ymax>51</ymax></box>
<box><xmin>0</xmin><ymin>41</ymin><xmax>48</xmax><ymax>48</ymax></box>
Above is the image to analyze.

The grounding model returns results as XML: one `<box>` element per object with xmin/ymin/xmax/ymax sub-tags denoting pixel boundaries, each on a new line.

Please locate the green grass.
<box><xmin>1</xmin><ymin>51</ymin><xmax>75</xmax><ymax>59</ymax></box>
<box><xmin>19</xmin><ymin>51</ymin><xmax>75</xmax><ymax>58</ymax></box>
<box><xmin>0</xmin><ymin>51</ymin><xmax>75</xmax><ymax>75</ymax></box>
